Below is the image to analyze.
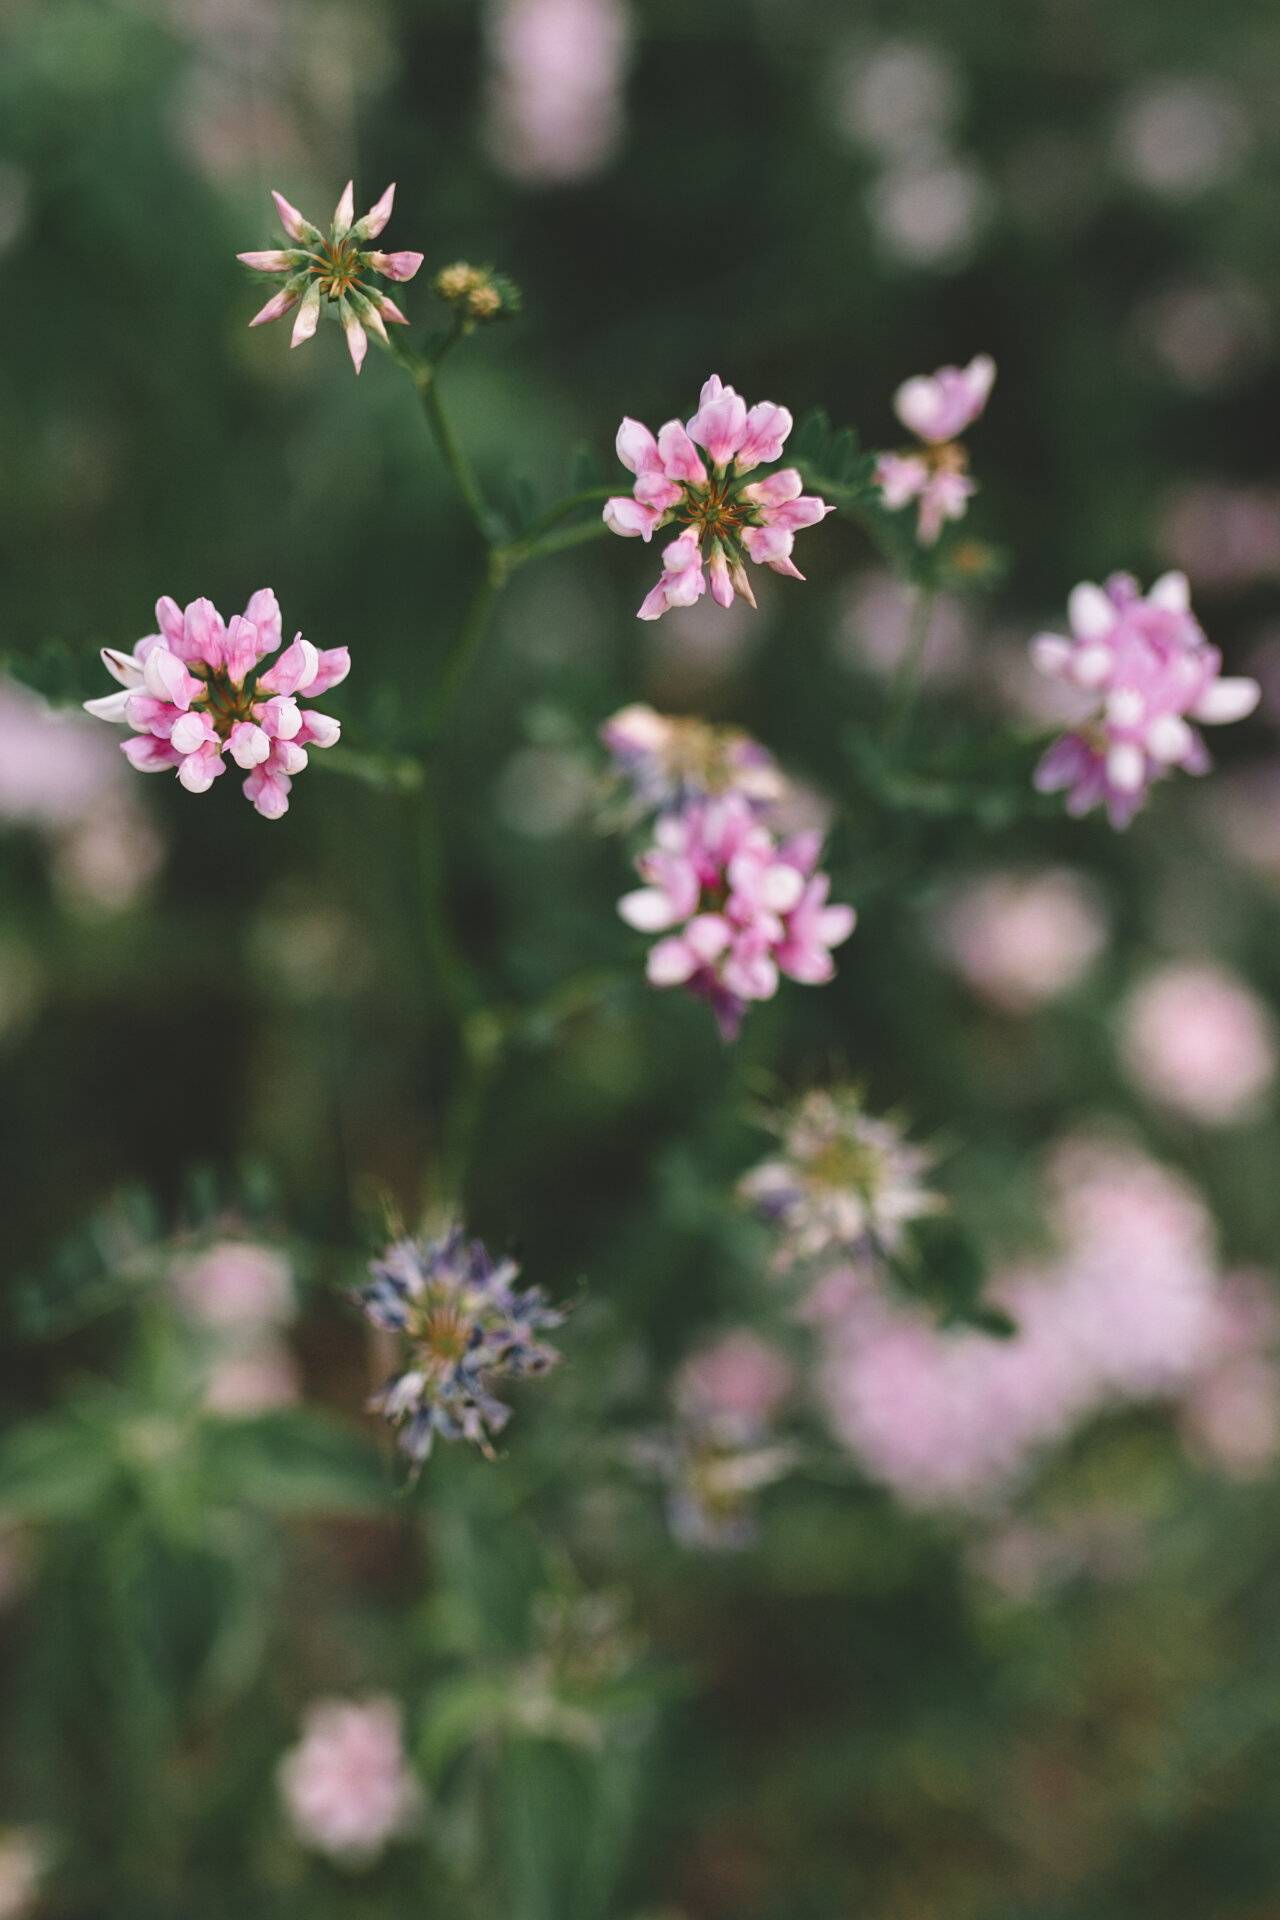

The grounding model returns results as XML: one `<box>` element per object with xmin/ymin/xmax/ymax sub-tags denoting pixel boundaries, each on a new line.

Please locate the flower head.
<box><xmin>353</xmin><ymin>1227</ymin><xmax>564</xmax><ymax>1466</ymax></box>
<box><xmin>617</xmin><ymin>792</ymin><xmax>855</xmax><ymax>1039</ymax></box>
<box><xmin>238</xmin><ymin>182</ymin><xmax>423</xmax><ymax>373</ymax></box>
<box><xmin>603</xmin><ymin>375</ymin><xmax>833</xmax><ymax>620</ymax></box>
<box><xmin>83</xmin><ymin>591</ymin><xmax>347</xmax><ymax>819</ymax></box>
<box><xmin>1030</xmin><ymin>571</ymin><xmax>1259</xmax><ymax>828</ymax></box>
<box><xmin>874</xmin><ymin>352</ymin><xmax>994</xmax><ymax>545</ymax></box>
<box><xmin>738</xmin><ymin>1088</ymin><xmax>943</xmax><ymax>1270</ymax></box>
<box><xmin>599</xmin><ymin>703</ymin><xmax>787</xmax><ymax>819</ymax></box>
<box><xmin>278</xmin><ymin>1697</ymin><xmax>421</xmax><ymax>1865</ymax></box>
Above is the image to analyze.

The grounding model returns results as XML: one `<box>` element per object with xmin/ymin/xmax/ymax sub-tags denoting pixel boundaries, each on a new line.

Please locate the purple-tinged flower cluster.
<box><xmin>1030</xmin><ymin>570</ymin><xmax>1259</xmax><ymax>828</ymax></box>
<box><xmin>738</xmin><ymin>1089</ymin><xmax>943</xmax><ymax>1272</ymax></box>
<box><xmin>618</xmin><ymin>793</ymin><xmax>855</xmax><ymax>1040</ymax></box>
<box><xmin>354</xmin><ymin>1228</ymin><xmax>564</xmax><ymax>1465</ymax></box>
<box><xmin>238</xmin><ymin>182</ymin><xmax>423</xmax><ymax>374</ymax></box>
<box><xmin>604</xmin><ymin>376</ymin><xmax>833</xmax><ymax>620</ymax></box>
<box><xmin>83</xmin><ymin>591</ymin><xmax>347</xmax><ymax>820</ymax></box>
<box><xmin>874</xmin><ymin>353</ymin><xmax>995</xmax><ymax>545</ymax></box>
<box><xmin>600</xmin><ymin>703</ymin><xmax>787</xmax><ymax>819</ymax></box>
<box><xmin>278</xmin><ymin>1697</ymin><xmax>421</xmax><ymax>1866</ymax></box>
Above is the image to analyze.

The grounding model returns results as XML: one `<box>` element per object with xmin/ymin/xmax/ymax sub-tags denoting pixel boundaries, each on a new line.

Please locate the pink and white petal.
<box><xmin>237</xmin><ymin>250</ymin><xmax>295</xmax><ymax>273</ymax></box>
<box><xmin>295</xmin><ymin>709</ymin><xmax>340</xmax><ymax>748</ymax></box>
<box><xmin>618</xmin><ymin>886</ymin><xmax>682</xmax><ymax>933</ymax></box>
<box><xmin>1029</xmin><ymin>633</ymin><xmax>1074</xmax><ymax>679</ymax></box>
<box><xmin>125</xmin><ymin>693</ymin><xmax>181</xmax><ymax>738</ymax></box>
<box><xmin>637</xmin><ymin>579</ymin><xmax>673</xmax><ymax>621</ymax></box>
<box><xmin>817</xmin><ymin>903</ymin><xmax>856</xmax><ymax>947</ymax></box>
<box><xmin>228</xmin><ymin>720</ymin><xmax>271</xmax><ymax>769</ymax></box>
<box><xmin>740</xmin><ymin>468</ymin><xmax>803</xmax><ymax>509</ymax></box>
<box><xmin>762</xmin><ymin>493</ymin><xmax>832</xmax><ymax>532</ymax></box>
<box><xmin>222</xmin><ymin>615</ymin><xmax>259</xmax><ymax>687</ymax></box>
<box><xmin>684</xmin><ymin>914</ymin><xmax>732</xmax><ymax>963</ymax></box>
<box><xmin>1067</xmin><ymin>582</ymin><xmax>1115</xmax><ymax>641</ymax></box>
<box><xmin>343</xmin><ymin>315</ymin><xmax>368</xmax><ymax>373</ymax></box>
<box><xmin>271</xmin><ymin>190</ymin><xmax>312</xmax><ymax>241</ymax></box>
<box><xmin>273</xmin><ymin>741</ymin><xmax>309</xmax><ymax>776</ymax></box>
<box><xmin>707</xmin><ymin>547</ymin><xmax>734</xmax><ymax>609</ymax></box>
<box><xmin>170</xmin><ymin>710</ymin><xmax>218</xmax><ymax>755</ymax></box>
<box><xmin>257</xmin><ymin>635</ymin><xmax>318</xmax><ymax>696</ymax></box>
<box><xmin>177</xmin><ymin>745</ymin><xmax>226</xmax><ymax>793</ymax></box>
<box><xmin>83</xmin><ymin>690</ymin><xmax>133</xmax><ymax>723</ymax></box>
<box><xmin>121</xmin><ymin>735</ymin><xmax>181</xmax><ymax>772</ymax></box>
<box><xmin>1191</xmin><ymin>677</ymin><xmax>1261</xmax><ymax>724</ymax></box>
<box><xmin>616</xmin><ymin>417</ymin><xmax>661</xmax><ymax>475</ymax></box>
<box><xmin>1147</xmin><ymin>570</ymin><xmax>1191</xmax><ymax>614</ymax></box>
<box><xmin>143</xmin><ymin>646</ymin><xmax>199</xmax><ymax>707</ymax></box>
<box><xmin>156</xmin><ymin>597</ymin><xmax>186</xmax><ymax>650</ymax></box>
<box><xmin>303</xmin><ymin>646</ymin><xmax>351</xmax><ymax>695</ymax></box>
<box><xmin>332</xmin><ymin>180</ymin><xmax>355</xmax><ymax>236</ymax></box>
<box><xmin>687</xmin><ymin>385</ymin><xmax>748</xmax><ymax>467</ymax></box>
<box><xmin>291</xmin><ymin>286</ymin><xmax>321</xmax><ymax>346</ymax></box>
<box><xmin>722</xmin><ymin>945</ymin><xmax>779</xmax><ymax>1001</ymax></box>
<box><xmin>182</xmin><ymin>597</ymin><xmax>227</xmax><ymax>669</ymax></box>
<box><xmin>356</xmin><ymin>182</ymin><xmax>395</xmax><ymax>239</ymax></box>
<box><xmin>243</xmin><ymin>765</ymin><xmax>292</xmax><ymax>819</ymax></box>
<box><xmin>874</xmin><ymin>452</ymin><xmax>928</xmax><ymax>508</ymax></box>
<box><xmin>242</xmin><ymin>588</ymin><xmax>282</xmax><ymax>657</ymax></box>
<box><xmin>647</xmin><ymin>937</ymin><xmax>700</xmax><ymax>987</ymax></box>
<box><xmin>735</xmin><ymin>401</ymin><xmax>793</xmax><ymax>472</ymax></box>
<box><xmin>365</xmin><ymin>250</ymin><xmax>423</xmax><ymax>281</ymax></box>
<box><xmin>656</xmin><ymin>420</ymin><xmax>706</xmax><ymax>486</ymax></box>
<box><xmin>255</xmin><ymin>695</ymin><xmax>302</xmax><ymax>740</ymax></box>
<box><xmin>369</xmin><ymin>290</ymin><xmax>410</xmax><ymax>326</ymax></box>
<box><xmin>604</xmin><ymin>496</ymin><xmax>664</xmax><ymax>540</ymax></box>
<box><xmin>249</xmin><ymin>287</ymin><xmax>299</xmax><ymax>327</ymax></box>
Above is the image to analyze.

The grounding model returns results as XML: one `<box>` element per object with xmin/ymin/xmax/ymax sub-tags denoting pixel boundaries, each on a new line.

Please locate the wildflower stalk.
<box><xmin>884</xmin><ymin>584</ymin><xmax>936</xmax><ymax>749</ymax></box>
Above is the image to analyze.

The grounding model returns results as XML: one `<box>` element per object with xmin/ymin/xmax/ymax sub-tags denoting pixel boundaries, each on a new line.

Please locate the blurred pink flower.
<box><xmin>618</xmin><ymin>791</ymin><xmax>854</xmax><ymax>1038</ymax></box>
<box><xmin>84</xmin><ymin>590</ymin><xmax>346</xmax><ymax>819</ymax></box>
<box><xmin>1180</xmin><ymin>1354</ymin><xmax>1280</xmax><ymax>1478</ymax></box>
<box><xmin>172</xmin><ymin>1242</ymin><xmax>294</xmax><ymax>1331</ymax></box>
<box><xmin>1031</xmin><ymin>570</ymin><xmax>1258</xmax><ymax>828</ymax></box>
<box><xmin>1119</xmin><ymin>962</ymin><xmax>1276</xmax><ymax>1124</ymax></box>
<box><xmin>676</xmin><ymin>1332</ymin><xmax>793</xmax><ymax>1430</ymax></box>
<box><xmin>604</xmin><ymin>377</ymin><xmax>832</xmax><ymax>620</ymax></box>
<box><xmin>278</xmin><ymin>1697</ymin><xmax>421</xmax><ymax>1865</ymax></box>
<box><xmin>484</xmin><ymin>0</ymin><xmax>630</xmax><ymax>186</ymax></box>
<box><xmin>204</xmin><ymin>1338</ymin><xmax>301</xmax><ymax>1417</ymax></box>
<box><xmin>874</xmin><ymin>354</ymin><xmax>994</xmax><ymax>545</ymax></box>
<box><xmin>1158</xmin><ymin>482</ymin><xmax>1280</xmax><ymax>589</ymax></box>
<box><xmin>935</xmin><ymin>868</ymin><xmax>1108</xmax><ymax>1013</ymax></box>
<box><xmin>812</xmin><ymin>1139</ymin><xmax>1235</xmax><ymax>1508</ymax></box>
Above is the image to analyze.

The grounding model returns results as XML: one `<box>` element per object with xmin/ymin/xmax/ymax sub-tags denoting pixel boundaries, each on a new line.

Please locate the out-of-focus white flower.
<box><xmin>834</xmin><ymin>40</ymin><xmax>962</xmax><ymax>160</ymax></box>
<box><xmin>1119</xmin><ymin>962</ymin><xmax>1276</xmax><ymax>1124</ymax></box>
<box><xmin>866</xmin><ymin>157</ymin><xmax>989</xmax><ymax>270</ymax></box>
<box><xmin>1113</xmin><ymin>79</ymin><xmax>1247</xmax><ymax>198</ymax></box>
<box><xmin>935</xmin><ymin>869</ymin><xmax>1108</xmax><ymax>1013</ymax></box>
<box><xmin>279</xmin><ymin>1696</ymin><xmax>422</xmax><ymax>1865</ymax></box>
<box><xmin>171</xmin><ymin>1243</ymin><xmax>295</xmax><ymax>1331</ymax></box>
<box><xmin>484</xmin><ymin>0</ymin><xmax>630</xmax><ymax>186</ymax></box>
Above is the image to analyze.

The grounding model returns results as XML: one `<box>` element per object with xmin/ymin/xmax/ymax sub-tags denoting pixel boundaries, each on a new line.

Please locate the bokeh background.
<box><xmin>7</xmin><ymin>0</ymin><xmax>1280</xmax><ymax>1915</ymax></box>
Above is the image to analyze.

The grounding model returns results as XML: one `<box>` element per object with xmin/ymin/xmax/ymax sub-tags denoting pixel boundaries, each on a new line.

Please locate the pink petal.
<box><xmin>255</xmin><ymin>695</ymin><xmax>302</xmax><ymax>740</ymax></box>
<box><xmin>177</xmin><ymin>744</ymin><xmax>225</xmax><ymax>793</ymax></box>
<box><xmin>121</xmin><ymin>735</ymin><xmax>181</xmax><ymax>772</ymax></box>
<box><xmin>304</xmin><ymin>647</ymin><xmax>351</xmax><ymax>696</ymax></box>
<box><xmin>183</xmin><ymin>597</ymin><xmax>227</xmax><ymax>668</ymax></box>
<box><xmin>356</xmin><ymin>182</ymin><xmax>395</xmax><ymax>239</ymax></box>
<box><xmin>237</xmin><ymin>250</ymin><xmax>295</xmax><ymax>273</ymax></box>
<box><xmin>741</xmin><ymin>469</ymin><xmax>802</xmax><ymax>509</ymax></box>
<box><xmin>291</xmin><ymin>287</ymin><xmax>321</xmax><ymax>347</ymax></box>
<box><xmin>170</xmin><ymin>710</ymin><xmax>217</xmax><ymax>755</ymax></box>
<box><xmin>243</xmin><ymin>765</ymin><xmax>292</xmax><ymax>819</ymax></box>
<box><xmin>332</xmin><ymin>180</ymin><xmax>355</xmax><ymax>235</ymax></box>
<box><xmin>249</xmin><ymin>287</ymin><xmax>300</xmax><ymax>327</ymax></box>
<box><xmin>656</xmin><ymin>420</ymin><xmax>706</xmax><ymax>486</ymax></box>
<box><xmin>242</xmin><ymin>588</ymin><xmax>282</xmax><ymax>657</ymax></box>
<box><xmin>647</xmin><ymin>938</ymin><xmax>699</xmax><ymax>986</ymax></box>
<box><xmin>707</xmin><ymin>547</ymin><xmax>734</xmax><ymax>609</ymax></box>
<box><xmin>604</xmin><ymin>496</ymin><xmax>664</xmax><ymax>541</ymax></box>
<box><xmin>369</xmin><ymin>290</ymin><xmax>410</xmax><ymax>326</ymax></box>
<box><xmin>366</xmin><ymin>250</ymin><xmax>424</xmax><ymax>282</ymax></box>
<box><xmin>687</xmin><ymin>381</ymin><xmax>748</xmax><ymax>468</ymax></box>
<box><xmin>296</xmin><ymin>709</ymin><xmax>341</xmax><ymax>748</ymax></box>
<box><xmin>637</xmin><ymin>580</ymin><xmax>672</xmax><ymax>621</ymax></box>
<box><xmin>257</xmin><ymin>636</ymin><xmax>319</xmax><ymax>696</ymax></box>
<box><xmin>143</xmin><ymin>646</ymin><xmax>199</xmax><ymax>708</ymax></box>
<box><xmin>616</xmin><ymin>417</ymin><xmax>660</xmax><ymax>475</ymax></box>
<box><xmin>228</xmin><ymin>720</ymin><xmax>271</xmax><ymax>769</ymax></box>
<box><xmin>271</xmin><ymin>190</ymin><xmax>312</xmax><ymax>241</ymax></box>
<box><xmin>343</xmin><ymin>314</ymin><xmax>368</xmax><ymax>374</ymax></box>
<box><xmin>156</xmin><ymin>596</ymin><xmax>185</xmax><ymax>650</ymax></box>
<box><xmin>735</xmin><ymin>401</ymin><xmax>792</xmax><ymax>472</ymax></box>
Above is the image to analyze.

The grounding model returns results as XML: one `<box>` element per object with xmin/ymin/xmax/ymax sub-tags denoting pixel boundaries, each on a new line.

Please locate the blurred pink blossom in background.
<box><xmin>676</xmin><ymin>1331</ymin><xmax>793</xmax><ymax>1431</ymax></box>
<box><xmin>1158</xmin><ymin>482</ymin><xmax>1280</xmax><ymax>589</ymax></box>
<box><xmin>809</xmin><ymin>1139</ymin><xmax>1277</xmax><ymax>1508</ymax></box>
<box><xmin>278</xmin><ymin>1696</ymin><xmax>421</xmax><ymax>1865</ymax></box>
<box><xmin>484</xmin><ymin>0</ymin><xmax>630</xmax><ymax>186</ymax></box>
<box><xmin>935</xmin><ymin>868</ymin><xmax>1108</xmax><ymax>1013</ymax></box>
<box><xmin>203</xmin><ymin>1339</ymin><xmax>301</xmax><ymax>1417</ymax></box>
<box><xmin>171</xmin><ymin>1242</ymin><xmax>295</xmax><ymax>1331</ymax></box>
<box><xmin>1119</xmin><ymin>961</ymin><xmax>1276</xmax><ymax>1124</ymax></box>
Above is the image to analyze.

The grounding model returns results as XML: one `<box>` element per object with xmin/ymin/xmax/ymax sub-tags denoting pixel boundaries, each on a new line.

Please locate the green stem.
<box><xmin>417</xmin><ymin>375</ymin><xmax>493</xmax><ymax>542</ymax></box>
<box><xmin>503</xmin><ymin>483</ymin><xmax>617</xmax><ymax>553</ymax></box>
<box><xmin>884</xmin><ymin>584</ymin><xmax>936</xmax><ymax>749</ymax></box>
<box><xmin>426</xmin><ymin>567</ymin><xmax>501</xmax><ymax>737</ymax></box>
<box><xmin>501</xmin><ymin>514</ymin><xmax>614</xmax><ymax>571</ymax></box>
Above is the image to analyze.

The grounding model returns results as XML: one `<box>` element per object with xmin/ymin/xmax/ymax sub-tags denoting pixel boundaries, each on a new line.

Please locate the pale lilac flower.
<box><xmin>484</xmin><ymin>0</ymin><xmax>630</xmax><ymax>186</ymax></box>
<box><xmin>278</xmin><ymin>1697</ymin><xmax>421</xmax><ymax>1865</ymax></box>
<box><xmin>1030</xmin><ymin>571</ymin><xmax>1259</xmax><ymax>827</ymax></box>
<box><xmin>599</xmin><ymin>703</ymin><xmax>786</xmax><ymax>818</ymax></box>
<box><xmin>604</xmin><ymin>376</ymin><xmax>832</xmax><ymax>619</ymax></box>
<box><xmin>935</xmin><ymin>868</ymin><xmax>1108</xmax><ymax>1013</ymax></box>
<box><xmin>738</xmin><ymin>1088</ymin><xmax>941</xmax><ymax>1270</ymax></box>
<box><xmin>811</xmin><ymin>1139</ymin><xmax>1230</xmax><ymax>1508</ymax></box>
<box><xmin>873</xmin><ymin>354</ymin><xmax>994</xmax><ymax>544</ymax></box>
<box><xmin>617</xmin><ymin>793</ymin><xmax>854</xmax><ymax>1039</ymax></box>
<box><xmin>83</xmin><ymin>590</ymin><xmax>347</xmax><ymax>819</ymax></box>
<box><xmin>354</xmin><ymin>1228</ymin><xmax>564</xmax><ymax>1466</ymax></box>
<box><xmin>676</xmin><ymin>1331</ymin><xmax>793</xmax><ymax>1430</ymax></box>
<box><xmin>237</xmin><ymin>183</ymin><xmax>422</xmax><ymax>373</ymax></box>
<box><xmin>204</xmin><ymin>1338</ymin><xmax>301</xmax><ymax>1417</ymax></box>
<box><xmin>1119</xmin><ymin>961</ymin><xmax>1276</xmax><ymax>1123</ymax></box>
<box><xmin>171</xmin><ymin>1242</ymin><xmax>294</xmax><ymax>1331</ymax></box>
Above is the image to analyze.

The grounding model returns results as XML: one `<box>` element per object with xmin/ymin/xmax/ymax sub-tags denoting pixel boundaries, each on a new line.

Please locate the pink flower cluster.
<box><xmin>1031</xmin><ymin>570</ymin><xmax>1258</xmax><ymax>828</ymax></box>
<box><xmin>604</xmin><ymin>376</ymin><xmax>832</xmax><ymax>619</ymax></box>
<box><xmin>808</xmin><ymin>1137</ymin><xmax>1279</xmax><ymax>1509</ymax></box>
<box><xmin>84</xmin><ymin>591</ymin><xmax>347</xmax><ymax>819</ymax></box>
<box><xmin>618</xmin><ymin>792</ymin><xmax>855</xmax><ymax>1039</ymax></box>
<box><xmin>239</xmin><ymin>182</ymin><xmax>423</xmax><ymax>374</ymax></box>
<box><xmin>278</xmin><ymin>1696</ymin><xmax>421</xmax><ymax>1865</ymax></box>
<box><xmin>874</xmin><ymin>353</ymin><xmax>995</xmax><ymax>545</ymax></box>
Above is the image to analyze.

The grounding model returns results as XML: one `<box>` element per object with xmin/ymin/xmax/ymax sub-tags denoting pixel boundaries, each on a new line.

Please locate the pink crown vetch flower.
<box><xmin>618</xmin><ymin>791</ymin><xmax>855</xmax><ymax>1038</ymax></box>
<box><xmin>83</xmin><ymin>591</ymin><xmax>348</xmax><ymax>820</ymax></box>
<box><xmin>874</xmin><ymin>352</ymin><xmax>995</xmax><ymax>546</ymax></box>
<box><xmin>1030</xmin><ymin>570</ymin><xmax>1259</xmax><ymax>828</ymax></box>
<box><xmin>237</xmin><ymin>182</ymin><xmax>424</xmax><ymax>374</ymax></box>
<box><xmin>604</xmin><ymin>376</ymin><xmax>833</xmax><ymax>620</ymax></box>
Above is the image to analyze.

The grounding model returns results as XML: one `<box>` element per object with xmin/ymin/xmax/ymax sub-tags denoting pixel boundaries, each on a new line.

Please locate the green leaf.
<box><xmin>0</xmin><ymin>1412</ymin><xmax>119</xmax><ymax>1520</ymax></box>
<box><xmin>203</xmin><ymin>1410</ymin><xmax>391</xmax><ymax>1515</ymax></box>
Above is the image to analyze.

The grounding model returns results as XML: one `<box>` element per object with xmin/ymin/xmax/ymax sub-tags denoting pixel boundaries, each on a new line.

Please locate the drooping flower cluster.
<box><xmin>1030</xmin><ymin>570</ymin><xmax>1259</xmax><ymax>828</ymax></box>
<box><xmin>278</xmin><ymin>1697</ymin><xmax>421</xmax><ymax>1866</ymax></box>
<box><xmin>618</xmin><ymin>793</ymin><xmax>855</xmax><ymax>1040</ymax></box>
<box><xmin>238</xmin><ymin>182</ymin><xmax>423</xmax><ymax>373</ymax></box>
<box><xmin>738</xmin><ymin>1088</ymin><xmax>944</xmax><ymax>1271</ymax></box>
<box><xmin>874</xmin><ymin>353</ymin><xmax>995</xmax><ymax>545</ymax></box>
<box><xmin>604</xmin><ymin>376</ymin><xmax>833</xmax><ymax>619</ymax></box>
<box><xmin>353</xmin><ymin>1228</ymin><xmax>564</xmax><ymax>1465</ymax></box>
<box><xmin>808</xmin><ymin>1137</ymin><xmax>1279</xmax><ymax>1509</ymax></box>
<box><xmin>636</xmin><ymin>1331</ymin><xmax>796</xmax><ymax>1550</ymax></box>
<box><xmin>600</xmin><ymin>702</ymin><xmax>787</xmax><ymax>819</ymax></box>
<box><xmin>83</xmin><ymin>591</ymin><xmax>347</xmax><ymax>820</ymax></box>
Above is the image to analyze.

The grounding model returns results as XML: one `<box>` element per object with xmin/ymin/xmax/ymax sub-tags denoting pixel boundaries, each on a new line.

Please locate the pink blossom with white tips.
<box><xmin>618</xmin><ymin>792</ymin><xmax>854</xmax><ymax>1037</ymax></box>
<box><xmin>83</xmin><ymin>591</ymin><xmax>347</xmax><ymax>819</ymax></box>
<box><xmin>1030</xmin><ymin>570</ymin><xmax>1259</xmax><ymax>828</ymax></box>
<box><xmin>238</xmin><ymin>184</ymin><xmax>423</xmax><ymax>375</ymax></box>
<box><xmin>604</xmin><ymin>375</ymin><xmax>833</xmax><ymax>620</ymax></box>
<box><xmin>874</xmin><ymin>353</ymin><xmax>994</xmax><ymax>545</ymax></box>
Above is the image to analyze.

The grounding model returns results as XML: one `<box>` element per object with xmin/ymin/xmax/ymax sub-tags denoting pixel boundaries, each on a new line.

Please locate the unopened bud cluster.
<box><xmin>432</xmin><ymin>261</ymin><xmax>521</xmax><ymax>324</ymax></box>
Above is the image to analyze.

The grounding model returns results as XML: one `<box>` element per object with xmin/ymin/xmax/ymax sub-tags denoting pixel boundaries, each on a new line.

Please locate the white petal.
<box><xmin>101</xmin><ymin>647</ymin><xmax>144</xmax><ymax>688</ymax></box>
<box><xmin>1068</xmin><ymin>583</ymin><xmax>1114</xmax><ymax>641</ymax></box>
<box><xmin>1106</xmin><ymin>743</ymin><xmax>1146</xmax><ymax>793</ymax></box>
<box><xmin>1030</xmin><ymin>634</ymin><xmax>1073</xmax><ymax>678</ymax></box>
<box><xmin>1145</xmin><ymin>713</ymin><xmax>1193</xmax><ymax>763</ymax></box>
<box><xmin>1106</xmin><ymin>688</ymin><xmax>1144</xmax><ymax>728</ymax></box>
<box><xmin>82</xmin><ymin>691</ymin><xmax>132</xmax><ymax>723</ymax></box>
<box><xmin>647</xmin><ymin>939</ymin><xmax>699</xmax><ymax>986</ymax></box>
<box><xmin>618</xmin><ymin>888</ymin><xmax>680</xmax><ymax>933</ymax></box>
<box><xmin>1147</xmin><ymin>570</ymin><xmax>1190</xmax><ymax>614</ymax></box>
<box><xmin>1073</xmin><ymin>644</ymin><xmax>1114</xmax><ymax>690</ymax></box>
<box><xmin>760</xmin><ymin>864</ymin><xmax>805</xmax><ymax>914</ymax></box>
<box><xmin>1191</xmin><ymin>677</ymin><xmax>1260</xmax><ymax>725</ymax></box>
